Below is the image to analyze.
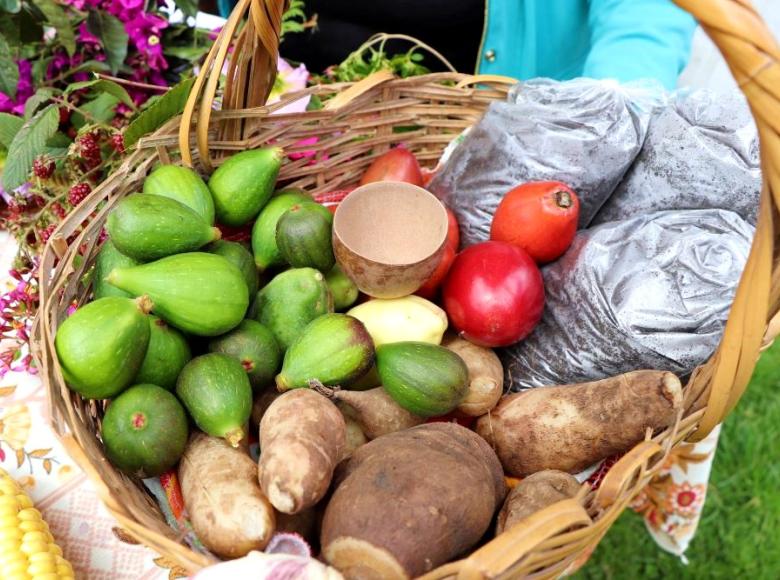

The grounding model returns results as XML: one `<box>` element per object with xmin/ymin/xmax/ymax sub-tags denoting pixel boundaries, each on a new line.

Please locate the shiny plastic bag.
<box><xmin>428</xmin><ymin>78</ymin><xmax>660</xmax><ymax>246</ymax></box>
<box><xmin>500</xmin><ymin>209</ymin><xmax>753</xmax><ymax>390</ymax></box>
<box><xmin>593</xmin><ymin>90</ymin><xmax>760</xmax><ymax>225</ymax></box>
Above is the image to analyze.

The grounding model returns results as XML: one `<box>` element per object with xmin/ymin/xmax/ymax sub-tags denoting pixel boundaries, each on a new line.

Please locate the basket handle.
<box><xmin>416</xmin><ymin>499</ymin><xmax>591</xmax><ymax>580</ymax></box>
<box><xmin>179</xmin><ymin>0</ymin><xmax>286</xmax><ymax>170</ymax></box>
<box><xmin>322</xmin><ymin>70</ymin><xmax>396</xmax><ymax>111</ymax></box>
<box><xmin>593</xmin><ymin>441</ymin><xmax>663</xmax><ymax>509</ymax></box>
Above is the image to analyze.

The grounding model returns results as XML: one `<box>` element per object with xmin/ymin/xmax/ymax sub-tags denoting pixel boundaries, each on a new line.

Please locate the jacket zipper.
<box><xmin>475</xmin><ymin>0</ymin><xmax>489</xmax><ymax>74</ymax></box>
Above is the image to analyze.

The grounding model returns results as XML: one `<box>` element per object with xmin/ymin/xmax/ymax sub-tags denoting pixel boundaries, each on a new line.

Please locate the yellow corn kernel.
<box><xmin>0</xmin><ymin>469</ymin><xmax>74</xmax><ymax>579</ymax></box>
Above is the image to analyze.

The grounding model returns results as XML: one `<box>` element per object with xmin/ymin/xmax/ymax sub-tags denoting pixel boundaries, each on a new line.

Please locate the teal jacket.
<box><xmin>477</xmin><ymin>0</ymin><xmax>697</xmax><ymax>89</ymax></box>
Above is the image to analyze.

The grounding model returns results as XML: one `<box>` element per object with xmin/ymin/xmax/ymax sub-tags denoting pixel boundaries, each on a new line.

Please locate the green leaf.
<box><xmin>2</xmin><ymin>105</ymin><xmax>59</xmax><ymax>190</ymax></box>
<box><xmin>24</xmin><ymin>88</ymin><xmax>56</xmax><ymax>119</ymax></box>
<box><xmin>173</xmin><ymin>0</ymin><xmax>197</xmax><ymax>18</ymax></box>
<box><xmin>66</xmin><ymin>79</ymin><xmax>134</xmax><ymax>108</ymax></box>
<box><xmin>0</xmin><ymin>0</ymin><xmax>20</xmax><ymax>13</ymax></box>
<box><xmin>71</xmin><ymin>92</ymin><xmax>119</xmax><ymax>127</ymax></box>
<box><xmin>0</xmin><ymin>112</ymin><xmax>23</xmax><ymax>148</ymax></box>
<box><xmin>163</xmin><ymin>45</ymin><xmax>210</xmax><ymax>61</ymax></box>
<box><xmin>0</xmin><ymin>15</ymin><xmax>21</xmax><ymax>46</ymax></box>
<box><xmin>43</xmin><ymin>131</ymin><xmax>69</xmax><ymax>157</ymax></box>
<box><xmin>86</xmin><ymin>11</ymin><xmax>128</xmax><ymax>74</ymax></box>
<box><xmin>31</xmin><ymin>56</ymin><xmax>52</xmax><ymax>84</ymax></box>
<box><xmin>19</xmin><ymin>7</ymin><xmax>43</xmax><ymax>43</ymax></box>
<box><xmin>0</xmin><ymin>33</ymin><xmax>18</xmax><ymax>99</ymax></box>
<box><xmin>33</xmin><ymin>0</ymin><xmax>75</xmax><ymax>56</ymax></box>
<box><xmin>123</xmin><ymin>77</ymin><xmax>194</xmax><ymax>148</ymax></box>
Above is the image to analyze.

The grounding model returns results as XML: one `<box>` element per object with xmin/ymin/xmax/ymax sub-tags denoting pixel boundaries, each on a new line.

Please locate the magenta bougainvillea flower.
<box><xmin>126</xmin><ymin>12</ymin><xmax>169</xmax><ymax>73</ymax></box>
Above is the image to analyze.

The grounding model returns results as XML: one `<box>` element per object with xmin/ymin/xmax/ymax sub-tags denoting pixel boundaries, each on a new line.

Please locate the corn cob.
<box><xmin>0</xmin><ymin>468</ymin><xmax>75</xmax><ymax>579</ymax></box>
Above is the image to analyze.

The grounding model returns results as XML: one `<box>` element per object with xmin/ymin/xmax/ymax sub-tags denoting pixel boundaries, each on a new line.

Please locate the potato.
<box><xmin>476</xmin><ymin>370</ymin><xmax>682</xmax><ymax>476</ymax></box>
<box><xmin>323</xmin><ymin>386</ymin><xmax>424</xmax><ymax>440</ymax></box>
<box><xmin>259</xmin><ymin>389</ymin><xmax>346</xmax><ymax>514</ymax></box>
<box><xmin>496</xmin><ymin>470</ymin><xmax>583</xmax><ymax>534</ymax></box>
<box><xmin>442</xmin><ymin>334</ymin><xmax>504</xmax><ymax>416</ymax></box>
<box><xmin>179</xmin><ymin>432</ymin><xmax>275</xmax><ymax>559</ymax></box>
<box><xmin>321</xmin><ymin>423</ymin><xmax>506</xmax><ymax>579</ymax></box>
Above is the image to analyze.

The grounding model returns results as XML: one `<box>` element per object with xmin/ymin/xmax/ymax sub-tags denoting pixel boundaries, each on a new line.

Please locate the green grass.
<box><xmin>577</xmin><ymin>341</ymin><xmax>780</xmax><ymax>579</ymax></box>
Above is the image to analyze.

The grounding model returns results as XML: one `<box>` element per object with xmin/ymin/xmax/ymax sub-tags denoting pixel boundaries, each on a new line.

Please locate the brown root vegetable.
<box><xmin>342</xmin><ymin>414</ymin><xmax>368</xmax><ymax>457</ymax></box>
<box><xmin>259</xmin><ymin>389</ymin><xmax>346</xmax><ymax>514</ymax></box>
<box><xmin>316</xmin><ymin>384</ymin><xmax>424</xmax><ymax>439</ymax></box>
<box><xmin>179</xmin><ymin>432</ymin><xmax>275</xmax><ymax>558</ymax></box>
<box><xmin>496</xmin><ymin>470</ymin><xmax>583</xmax><ymax>534</ymax></box>
<box><xmin>251</xmin><ymin>388</ymin><xmax>280</xmax><ymax>427</ymax></box>
<box><xmin>442</xmin><ymin>334</ymin><xmax>504</xmax><ymax>416</ymax></box>
<box><xmin>321</xmin><ymin>422</ymin><xmax>506</xmax><ymax>579</ymax></box>
<box><xmin>476</xmin><ymin>370</ymin><xmax>682</xmax><ymax>476</ymax></box>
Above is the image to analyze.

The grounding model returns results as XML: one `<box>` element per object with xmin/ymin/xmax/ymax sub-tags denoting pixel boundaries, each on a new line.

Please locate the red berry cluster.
<box><xmin>76</xmin><ymin>132</ymin><xmax>101</xmax><ymax>167</ymax></box>
<box><xmin>39</xmin><ymin>224</ymin><xmax>57</xmax><ymax>244</ymax></box>
<box><xmin>109</xmin><ymin>133</ymin><xmax>125</xmax><ymax>154</ymax></box>
<box><xmin>32</xmin><ymin>157</ymin><xmax>55</xmax><ymax>179</ymax></box>
<box><xmin>68</xmin><ymin>183</ymin><xmax>92</xmax><ymax>206</ymax></box>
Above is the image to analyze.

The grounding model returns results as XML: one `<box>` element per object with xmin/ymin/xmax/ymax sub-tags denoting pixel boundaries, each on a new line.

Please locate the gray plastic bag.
<box><xmin>500</xmin><ymin>209</ymin><xmax>753</xmax><ymax>390</ymax></box>
<box><xmin>428</xmin><ymin>78</ymin><xmax>659</xmax><ymax>246</ymax></box>
<box><xmin>593</xmin><ymin>90</ymin><xmax>760</xmax><ymax>225</ymax></box>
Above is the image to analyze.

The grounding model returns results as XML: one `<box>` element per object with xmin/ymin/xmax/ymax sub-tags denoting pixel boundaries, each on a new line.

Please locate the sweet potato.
<box><xmin>496</xmin><ymin>470</ymin><xmax>583</xmax><ymax>534</ymax></box>
<box><xmin>476</xmin><ymin>370</ymin><xmax>682</xmax><ymax>476</ymax></box>
<box><xmin>179</xmin><ymin>432</ymin><xmax>275</xmax><ymax>559</ymax></box>
<box><xmin>442</xmin><ymin>334</ymin><xmax>504</xmax><ymax>416</ymax></box>
<box><xmin>321</xmin><ymin>422</ymin><xmax>506</xmax><ymax>579</ymax></box>
<box><xmin>317</xmin><ymin>384</ymin><xmax>425</xmax><ymax>439</ymax></box>
<box><xmin>342</xmin><ymin>414</ymin><xmax>368</xmax><ymax>457</ymax></box>
<box><xmin>258</xmin><ymin>389</ymin><xmax>346</xmax><ymax>514</ymax></box>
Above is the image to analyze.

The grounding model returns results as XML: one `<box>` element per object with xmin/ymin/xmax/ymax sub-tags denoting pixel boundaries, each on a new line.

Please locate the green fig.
<box><xmin>142</xmin><ymin>164</ymin><xmax>216</xmax><ymax>224</ymax></box>
<box><xmin>325</xmin><ymin>265</ymin><xmax>359</xmax><ymax>311</ymax></box>
<box><xmin>206</xmin><ymin>240</ymin><xmax>258</xmax><ymax>301</ymax></box>
<box><xmin>208</xmin><ymin>320</ymin><xmax>281</xmax><ymax>390</ymax></box>
<box><xmin>134</xmin><ymin>316</ymin><xmax>192</xmax><ymax>389</ymax></box>
<box><xmin>55</xmin><ymin>296</ymin><xmax>152</xmax><ymax>399</ymax></box>
<box><xmin>252</xmin><ymin>191</ymin><xmax>310</xmax><ymax>271</ymax></box>
<box><xmin>276</xmin><ymin>202</ymin><xmax>335</xmax><ymax>272</ymax></box>
<box><xmin>276</xmin><ymin>314</ymin><xmax>375</xmax><ymax>391</ymax></box>
<box><xmin>106</xmin><ymin>252</ymin><xmax>248</xmax><ymax>336</ymax></box>
<box><xmin>253</xmin><ymin>267</ymin><xmax>332</xmax><ymax>350</ymax></box>
<box><xmin>107</xmin><ymin>194</ymin><xmax>220</xmax><ymax>261</ymax></box>
<box><xmin>93</xmin><ymin>240</ymin><xmax>140</xmax><ymax>300</ymax></box>
<box><xmin>176</xmin><ymin>353</ymin><xmax>253</xmax><ymax>447</ymax></box>
<box><xmin>208</xmin><ymin>147</ymin><xmax>283</xmax><ymax>226</ymax></box>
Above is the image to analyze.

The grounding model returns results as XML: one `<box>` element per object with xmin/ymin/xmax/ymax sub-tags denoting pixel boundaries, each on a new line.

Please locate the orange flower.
<box><xmin>664</xmin><ymin>482</ymin><xmax>705</xmax><ymax>518</ymax></box>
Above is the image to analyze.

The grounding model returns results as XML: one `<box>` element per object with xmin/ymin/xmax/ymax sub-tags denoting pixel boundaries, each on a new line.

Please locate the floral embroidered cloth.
<box><xmin>0</xmin><ymin>229</ymin><xmax>719</xmax><ymax>578</ymax></box>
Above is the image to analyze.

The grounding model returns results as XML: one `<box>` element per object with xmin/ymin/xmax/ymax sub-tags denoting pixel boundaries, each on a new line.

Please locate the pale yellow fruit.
<box><xmin>347</xmin><ymin>295</ymin><xmax>448</xmax><ymax>346</ymax></box>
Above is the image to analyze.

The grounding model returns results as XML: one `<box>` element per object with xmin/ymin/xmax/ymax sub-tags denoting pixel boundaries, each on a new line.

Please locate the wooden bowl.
<box><xmin>333</xmin><ymin>182</ymin><xmax>449</xmax><ymax>298</ymax></box>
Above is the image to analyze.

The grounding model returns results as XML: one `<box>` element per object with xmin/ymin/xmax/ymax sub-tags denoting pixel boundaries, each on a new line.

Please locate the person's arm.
<box><xmin>584</xmin><ymin>0</ymin><xmax>697</xmax><ymax>89</ymax></box>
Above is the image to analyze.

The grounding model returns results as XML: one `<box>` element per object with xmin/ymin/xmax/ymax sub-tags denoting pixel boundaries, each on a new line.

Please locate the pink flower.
<box><xmin>107</xmin><ymin>0</ymin><xmax>145</xmax><ymax>22</ymax></box>
<box><xmin>77</xmin><ymin>22</ymin><xmax>101</xmax><ymax>46</ymax></box>
<box><xmin>0</xmin><ymin>60</ymin><xmax>33</xmax><ymax>115</ymax></box>
<box><xmin>62</xmin><ymin>0</ymin><xmax>100</xmax><ymax>9</ymax></box>
<box><xmin>125</xmin><ymin>12</ymin><xmax>169</xmax><ymax>72</ymax></box>
<box><xmin>268</xmin><ymin>57</ymin><xmax>310</xmax><ymax>115</ymax></box>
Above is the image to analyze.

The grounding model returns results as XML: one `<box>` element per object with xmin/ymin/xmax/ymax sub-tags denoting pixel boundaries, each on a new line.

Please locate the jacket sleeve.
<box><xmin>584</xmin><ymin>0</ymin><xmax>697</xmax><ymax>89</ymax></box>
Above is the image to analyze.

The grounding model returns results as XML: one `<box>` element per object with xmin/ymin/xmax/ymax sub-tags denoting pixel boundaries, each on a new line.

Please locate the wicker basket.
<box><xmin>31</xmin><ymin>0</ymin><xmax>780</xmax><ymax>577</ymax></box>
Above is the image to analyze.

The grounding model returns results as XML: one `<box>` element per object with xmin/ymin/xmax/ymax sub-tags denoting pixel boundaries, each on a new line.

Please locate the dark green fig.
<box><xmin>276</xmin><ymin>314</ymin><xmax>375</xmax><ymax>391</ymax></box>
<box><xmin>102</xmin><ymin>383</ymin><xmax>189</xmax><ymax>477</ymax></box>
<box><xmin>252</xmin><ymin>191</ymin><xmax>310</xmax><ymax>271</ymax></box>
<box><xmin>107</xmin><ymin>194</ymin><xmax>220</xmax><ymax>261</ymax></box>
<box><xmin>276</xmin><ymin>202</ymin><xmax>335</xmax><ymax>272</ymax></box>
<box><xmin>106</xmin><ymin>252</ymin><xmax>249</xmax><ymax>337</ymax></box>
<box><xmin>376</xmin><ymin>341</ymin><xmax>469</xmax><ymax>417</ymax></box>
<box><xmin>134</xmin><ymin>316</ymin><xmax>192</xmax><ymax>390</ymax></box>
<box><xmin>253</xmin><ymin>267</ymin><xmax>332</xmax><ymax>350</ymax></box>
<box><xmin>208</xmin><ymin>320</ymin><xmax>281</xmax><ymax>390</ymax></box>
<box><xmin>176</xmin><ymin>353</ymin><xmax>253</xmax><ymax>447</ymax></box>
<box><xmin>55</xmin><ymin>296</ymin><xmax>152</xmax><ymax>399</ymax></box>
